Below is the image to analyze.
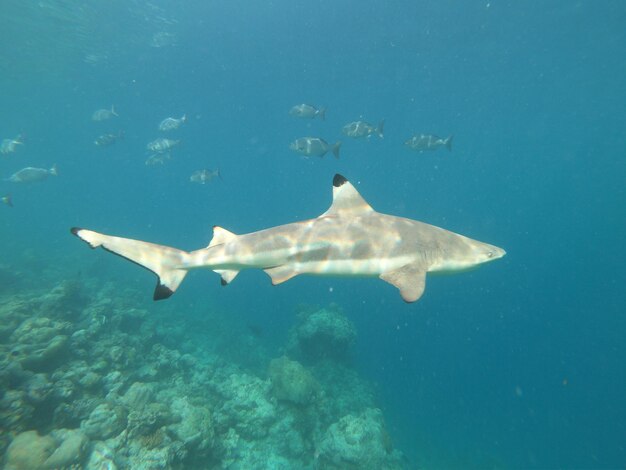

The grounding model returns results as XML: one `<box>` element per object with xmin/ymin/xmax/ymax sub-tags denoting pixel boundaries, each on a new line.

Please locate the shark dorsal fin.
<box><xmin>322</xmin><ymin>174</ymin><xmax>374</xmax><ymax>217</ymax></box>
<box><xmin>208</xmin><ymin>225</ymin><xmax>237</xmax><ymax>248</ymax></box>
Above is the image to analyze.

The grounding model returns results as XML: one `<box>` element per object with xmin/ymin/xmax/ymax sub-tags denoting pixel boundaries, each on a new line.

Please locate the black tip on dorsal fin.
<box><xmin>220</xmin><ymin>278</ymin><xmax>228</xmax><ymax>286</ymax></box>
<box><xmin>333</xmin><ymin>174</ymin><xmax>348</xmax><ymax>187</ymax></box>
<box><xmin>153</xmin><ymin>283</ymin><xmax>174</xmax><ymax>301</ymax></box>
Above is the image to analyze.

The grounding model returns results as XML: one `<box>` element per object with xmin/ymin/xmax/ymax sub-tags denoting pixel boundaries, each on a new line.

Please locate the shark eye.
<box><xmin>487</xmin><ymin>251</ymin><xmax>494</xmax><ymax>258</ymax></box>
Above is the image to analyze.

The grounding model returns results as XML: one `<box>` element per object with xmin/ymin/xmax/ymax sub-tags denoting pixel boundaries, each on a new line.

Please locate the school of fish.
<box><xmin>2</xmin><ymin>103</ymin><xmax>452</xmax><ymax>207</ymax></box>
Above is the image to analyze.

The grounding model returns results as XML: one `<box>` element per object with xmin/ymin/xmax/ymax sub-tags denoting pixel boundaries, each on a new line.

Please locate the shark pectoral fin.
<box><xmin>214</xmin><ymin>269</ymin><xmax>240</xmax><ymax>285</ymax></box>
<box><xmin>264</xmin><ymin>266</ymin><xmax>299</xmax><ymax>285</ymax></box>
<box><xmin>380</xmin><ymin>264</ymin><xmax>427</xmax><ymax>303</ymax></box>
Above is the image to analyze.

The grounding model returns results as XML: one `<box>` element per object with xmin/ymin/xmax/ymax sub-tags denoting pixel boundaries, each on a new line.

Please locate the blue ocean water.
<box><xmin>1</xmin><ymin>0</ymin><xmax>625</xmax><ymax>468</ymax></box>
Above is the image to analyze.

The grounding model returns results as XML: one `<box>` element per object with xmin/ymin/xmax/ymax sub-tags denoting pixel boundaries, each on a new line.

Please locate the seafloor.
<box><xmin>0</xmin><ymin>260</ymin><xmax>406</xmax><ymax>469</ymax></box>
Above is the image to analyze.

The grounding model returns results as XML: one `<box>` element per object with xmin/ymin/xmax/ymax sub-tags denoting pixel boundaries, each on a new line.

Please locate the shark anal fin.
<box><xmin>214</xmin><ymin>269</ymin><xmax>239</xmax><ymax>285</ymax></box>
<box><xmin>380</xmin><ymin>263</ymin><xmax>427</xmax><ymax>303</ymax></box>
<box><xmin>264</xmin><ymin>266</ymin><xmax>299</xmax><ymax>285</ymax></box>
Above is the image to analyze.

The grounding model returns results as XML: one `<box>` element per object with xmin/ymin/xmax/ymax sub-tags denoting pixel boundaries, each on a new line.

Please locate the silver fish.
<box><xmin>342</xmin><ymin>120</ymin><xmax>384</xmax><ymax>139</ymax></box>
<box><xmin>7</xmin><ymin>165</ymin><xmax>57</xmax><ymax>183</ymax></box>
<box><xmin>145</xmin><ymin>154</ymin><xmax>171</xmax><ymax>166</ymax></box>
<box><xmin>190</xmin><ymin>168</ymin><xmax>221</xmax><ymax>184</ymax></box>
<box><xmin>158</xmin><ymin>115</ymin><xmax>187</xmax><ymax>132</ymax></box>
<box><xmin>0</xmin><ymin>137</ymin><xmax>23</xmax><ymax>155</ymax></box>
<box><xmin>146</xmin><ymin>138</ymin><xmax>180</xmax><ymax>154</ymax></box>
<box><xmin>91</xmin><ymin>106</ymin><xmax>118</xmax><ymax>121</ymax></box>
<box><xmin>94</xmin><ymin>131</ymin><xmax>124</xmax><ymax>147</ymax></box>
<box><xmin>404</xmin><ymin>134</ymin><xmax>453</xmax><ymax>152</ymax></box>
<box><xmin>290</xmin><ymin>137</ymin><xmax>341</xmax><ymax>159</ymax></box>
<box><xmin>289</xmin><ymin>104</ymin><xmax>326</xmax><ymax>120</ymax></box>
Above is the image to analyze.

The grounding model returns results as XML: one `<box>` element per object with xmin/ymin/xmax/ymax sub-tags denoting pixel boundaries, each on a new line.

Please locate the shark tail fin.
<box><xmin>445</xmin><ymin>135</ymin><xmax>453</xmax><ymax>151</ymax></box>
<box><xmin>318</xmin><ymin>107</ymin><xmax>326</xmax><ymax>121</ymax></box>
<box><xmin>49</xmin><ymin>164</ymin><xmax>58</xmax><ymax>176</ymax></box>
<box><xmin>332</xmin><ymin>141</ymin><xmax>341</xmax><ymax>159</ymax></box>
<box><xmin>71</xmin><ymin>227</ymin><xmax>190</xmax><ymax>300</ymax></box>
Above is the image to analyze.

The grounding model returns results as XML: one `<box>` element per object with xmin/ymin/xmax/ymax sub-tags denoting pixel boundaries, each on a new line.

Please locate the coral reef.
<box><xmin>318</xmin><ymin>408</ymin><xmax>403</xmax><ymax>469</ymax></box>
<box><xmin>287</xmin><ymin>305</ymin><xmax>357</xmax><ymax>362</ymax></box>
<box><xmin>0</xmin><ymin>276</ymin><xmax>406</xmax><ymax>469</ymax></box>
<box><xmin>81</xmin><ymin>403</ymin><xmax>128</xmax><ymax>439</ymax></box>
<box><xmin>4</xmin><ymin>430</ymin><xmax>56</xmax><ymax>470</ymax></box>
<box><xmin>4</xmin><ymin>428</ymin><xmax>88</xmax><ymax>470</ymax></box>
<box><xmin>268</xmin><ymin>355</ymin><xmax>320</xmax><ymax>405</ymax></box>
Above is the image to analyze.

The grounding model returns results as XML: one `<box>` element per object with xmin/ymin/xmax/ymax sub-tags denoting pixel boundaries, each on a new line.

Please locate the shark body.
<box><xmin>71</xmin><ymin>174</ymin><xmax>505</xmax><ymax>302</ymax></box>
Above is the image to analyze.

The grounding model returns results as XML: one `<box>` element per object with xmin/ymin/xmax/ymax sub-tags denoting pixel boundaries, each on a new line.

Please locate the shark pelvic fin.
<box><xmin>209</xmin><ymin>226</ymin><xmax>237</xmax><ymax>247</ymax></box>
<box><xmin>322</xmin><ymin>174</ymin><xmax>374</xmax><ymax>217</ymax></box>
<box><xmin>215</xmin><ymin>269</ymin><xmax>240</xmax><ymax>285</ymax></box>
<box><xmin>380</xmin><ymin>263</ymin><xmax>427</xmax><ymax>303</ymax></box>
<box><xmin>264</xmin><ymin>265</ymin><xmax>300</xmax><ymax>285</ymax></box>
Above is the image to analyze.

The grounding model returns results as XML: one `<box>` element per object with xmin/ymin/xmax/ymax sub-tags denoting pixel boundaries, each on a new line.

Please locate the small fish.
<box><xmin>190</xmin><ymin>168</ymin><xmax>221</xmax><ymax>184</ymax></box>
<box><xmin>1</xmin><ymin>136</ymin><xmax>24</xmax><ymax>155</ymax></box>
<box><xmin>6</xmin><ymin>165</ymin><xmax>57</xmax><ymax>183</ymax></box>
<box><xmin>289</xmin><ymin>104</ymin><xmax>326</xmax><ymax>120</ymax></box>
<box><xmin>145</xmin><ymin>154</ymin><xmax>171</xmax><ymax>166</ymax></box>
<box><xmin>94</xmin><ymin>131</ymin><xmax>124</xmax><ymax>147</ymax></box>
<box><xmin>91</xmin><ymin>106</ymin><xmax>118</xmax><ymax>121</ymax></box>
<box><xmin>158</xmin><ymin>115</ymin><xmax>187</xmax><ymax>132</ymax></box>
<box><xmin>147</xmin><ymin>138</ymin><xmax>180</xmax><ymax>154</ymax></box>
<box><xmin>342</xmin><ymin>120</ymin><xmax>384</xmax><ymax>139</ymax></box>
<box><xmin>290</xmin><ymin>137</ymin><xmax>341</xmax><ymax>159</ymax></box>
<box><xmin>1</xmin><ymin>194</ymin><xmax>12</xmax><ymax>207</ymax></box>
<box><xmin>404</xmin><ymin>134</ymin><xmax>453</xmax><ymax>152</ymax></box>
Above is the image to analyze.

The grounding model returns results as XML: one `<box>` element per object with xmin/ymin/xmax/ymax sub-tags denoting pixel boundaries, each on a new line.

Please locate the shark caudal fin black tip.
<box><xmin>333</xmin><ymin>174</ymin><xmax>348</xmax><ymax>187</ymax></box>
<box><xmin>70</xmin><ymin>227</ymin><xmax>82</xmax><ymax>236</ymax></box>
<box><xmin>153</xmin><ymin>283</ymin><xmax>174</xmax><ymax>301</ymax></box>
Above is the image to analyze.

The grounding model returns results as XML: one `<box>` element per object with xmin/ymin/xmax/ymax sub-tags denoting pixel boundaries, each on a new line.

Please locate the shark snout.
<box><xmin>485</xmin><ymin>245</ymin><xmax>506</xmax><ymax>261</ymax></box>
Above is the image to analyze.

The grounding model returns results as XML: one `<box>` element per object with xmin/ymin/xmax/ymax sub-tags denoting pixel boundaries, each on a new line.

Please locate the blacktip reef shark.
<box><xmin>71</xmin><ymin>174</ymin><xmax>505</xmax><ymax>302</ymax></box>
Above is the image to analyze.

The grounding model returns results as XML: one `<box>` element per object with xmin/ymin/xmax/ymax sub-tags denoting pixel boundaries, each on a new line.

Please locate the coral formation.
<box><xmin>0</xmin><ymin>276</ymin><xmax>406</xmax><ymax>469</ymax></box>
<box><xmin>81</xmin><ymin>403</ymin><xmax>128</xmax><ymax>440</ymax></box>
<box><xmin>4</xmin><ymin>430</ymin><xmax>56</xmax><ymax>470</ymax></box>
<box><xmin>287</xmin><ymin>305</ymin><xmax>357</xmax><ymax>362</ymax></box>
<box><xmin>318</xmin><ymin>408</ymin><xmax>403</xmax><ymax>469</ymax></box>
<box><xmin>4</xmin><ymin>428</ymin><xmax>88</xmax><ymax>470</ymax></box>
<box><xmin>268</xmin><ymin>355</ymin><xmax>320</xmax><ymax>405</ymax></box>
